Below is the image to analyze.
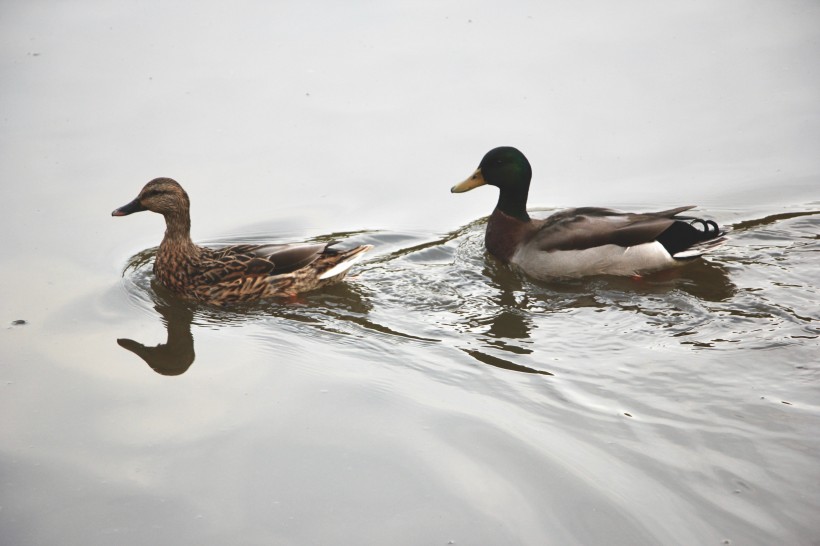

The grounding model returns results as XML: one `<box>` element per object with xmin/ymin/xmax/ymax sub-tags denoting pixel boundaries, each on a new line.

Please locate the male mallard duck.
<box><xmin>112</xmin><ymin>178</ymin><xmax>372</xmax><ymax>305</ymax></box>
<box><xmin>451</xmin><ymin>147</ymin><xmax>727</xmax><ymax>279</ymax></box>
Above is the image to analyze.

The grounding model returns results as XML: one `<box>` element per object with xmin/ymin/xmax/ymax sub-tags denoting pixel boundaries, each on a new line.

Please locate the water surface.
<box><xmin>2</xmin><ymin>1</ymin><xmax>819</xmax><ymax>545</ymax></box>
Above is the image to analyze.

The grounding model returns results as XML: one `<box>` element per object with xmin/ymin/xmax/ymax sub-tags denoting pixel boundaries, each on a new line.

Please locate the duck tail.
<box><xmin>318</xmin><ymin>245</ymin><xmax>374</xmax><ymax>279</ymax></box>
<box><xmin>662</xmin><ymin>218</ymin><xmax>730</xmax><ymax>260</ymax></box>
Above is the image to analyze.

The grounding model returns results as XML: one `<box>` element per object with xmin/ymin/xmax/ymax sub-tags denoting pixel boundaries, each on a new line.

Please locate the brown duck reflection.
<box><xmin>117</xmin><ymin>274</ymin><xmax>376</xmax><ymax>376</ymax></box>
<box><xmin>118</xmin><ymin>303</ymin><xmax>195</xmax><ymax>376</ymax></box>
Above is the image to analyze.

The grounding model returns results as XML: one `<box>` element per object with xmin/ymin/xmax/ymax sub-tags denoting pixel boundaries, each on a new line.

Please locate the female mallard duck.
<box><xmin>112</xmin><ymin>178</ymin><xmax>372</xmax><ymax>305</ymax></box>
<box><xmin>451</xmin><ymin>147</ymin><xmax>727</xmax><ymax>279</ymax></box>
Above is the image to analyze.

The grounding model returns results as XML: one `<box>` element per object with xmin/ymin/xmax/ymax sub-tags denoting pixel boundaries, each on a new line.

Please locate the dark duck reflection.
<box><xmin>457</xmin><ymin>242</ymin><xmax>737</xmax><ymax>374</ymax></box>
<box><xmin>118</xmin><ymin>302</ymin><xmax>196</xmax><ymax>376</ymax></box>
<box><xmin>480</xmin><ymin>260</ymin><xmax>534</xmax><ymax>342</ymax></box>
<box><xmin>459</xmin><ymin>260</ymin><xmax>555</xmax><ymax>376</ymax></box>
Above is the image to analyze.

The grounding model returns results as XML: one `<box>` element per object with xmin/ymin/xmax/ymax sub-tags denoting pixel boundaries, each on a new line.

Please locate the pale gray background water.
<box><xmin>1</xmin><ymin>1</ymin><xmax>819</xmax><ymax>545</ymax></box>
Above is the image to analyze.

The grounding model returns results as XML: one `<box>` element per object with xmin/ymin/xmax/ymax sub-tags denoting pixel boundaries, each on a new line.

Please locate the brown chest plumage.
<box><xmin>485</xmin><ymin>208</ymin><xmax>534</xmax><ymax>263</ymax></box>
<box><xmin>154</xmin><ymin>249</ymin><xmax>198</xmax><ymax>296</ymax></box>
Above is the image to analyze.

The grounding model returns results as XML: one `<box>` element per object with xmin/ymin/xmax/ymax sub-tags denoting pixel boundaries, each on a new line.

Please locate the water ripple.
<box><xmin>118</xmin><ymin>207</ymin><xmax>819</xmax><ymax>378</ymax></box>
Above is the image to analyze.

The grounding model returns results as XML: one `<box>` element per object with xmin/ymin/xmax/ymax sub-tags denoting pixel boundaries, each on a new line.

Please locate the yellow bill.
<box><xmin>450</xmin><ymin>168</ymin><xmax>486</xmax><ymax>193</ymax></box>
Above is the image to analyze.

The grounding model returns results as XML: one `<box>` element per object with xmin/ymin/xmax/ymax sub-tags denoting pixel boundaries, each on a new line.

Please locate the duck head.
<box><xmin>451</xmin><ymin>147</ymin><xmax>533</xmax><ymax>221</ymax></box>
<box><xmin>112</xmin><ymin>177</ymin><xmax>190</xmax><ymax>217</ymax></box>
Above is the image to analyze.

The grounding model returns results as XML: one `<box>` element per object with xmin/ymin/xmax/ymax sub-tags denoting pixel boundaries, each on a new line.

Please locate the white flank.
<box><xmin>672</xmin><ymin>249</ymin><xmax>702</xmax><ymax>259</ymax></box>
<box><xmin>512</xmin><ymin>241</ymin><xmax>678</xmax><ymax>279</ymax></box>
<box><xmin>672</xmin><ymin>236</ymin><xmax>728</xmax><ymax>259</ymax></box>
<box><xmin>319</xmin><ymin>250</ymin><xmax>368</xmax><ymax>280</ymax></box>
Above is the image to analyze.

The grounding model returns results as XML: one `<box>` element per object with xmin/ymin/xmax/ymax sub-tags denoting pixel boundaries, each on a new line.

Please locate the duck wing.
<box><xmin>531</xmin><ymin>206</ymin><xmax>696</xmax><ymax>251</ymax></box>
<box><xmin>198</xmin><ymin>242</ymin><xmax>333</xmax><ymax>284</ymax></box>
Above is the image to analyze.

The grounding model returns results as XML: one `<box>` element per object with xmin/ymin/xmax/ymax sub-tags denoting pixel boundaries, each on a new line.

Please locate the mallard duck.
<box><xmin>451</xmin><ymin>147</ymin><xmax>727</xmax><ymax>279</ymax></box>
<box><xmin>112</xmin><ymin>178</ymin><xmax>372</xmax><ymax>305</ymax></box>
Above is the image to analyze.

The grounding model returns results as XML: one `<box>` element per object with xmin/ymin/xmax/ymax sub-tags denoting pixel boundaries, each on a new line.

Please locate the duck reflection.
<box><xmin>117</xmin><ymin>302</ymin><xmax>195</xmax><ymax>376</ymax></box>
<box><xmin>117</xmin><ymin>276</ymin><xmax>376</xmax><ymax>376</ymax></box>
<box><xmin>458</xmin><ymin>250</ymin><xmax>736</xmax><ymax>375</ymax></box>
<box><xmin>456</xmin><ymin>259</ymin><xmax>555</xmax><ymax>375</ymax></box>
<box><xmin>117</xmin><ymin>224</ymin><xmax>741</xmax><ymax>377</ymax></box>
<box><xmin>483</xmin><ymin>262</ymin><xmax>533</xmax><ymax>341</ymax></box>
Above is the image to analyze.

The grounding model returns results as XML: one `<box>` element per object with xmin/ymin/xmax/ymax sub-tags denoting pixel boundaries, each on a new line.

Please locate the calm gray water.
<box><xmin>2</xmin><ymin>2</ymin><xmax>819</xmax><ymax>545</ymax></box>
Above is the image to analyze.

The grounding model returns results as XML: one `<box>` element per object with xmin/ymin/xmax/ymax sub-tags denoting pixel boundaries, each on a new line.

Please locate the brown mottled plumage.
<box><xmin>112</xmin><ymin>178</ymin><xmax>372</xmax><ymax>305</ymax></box>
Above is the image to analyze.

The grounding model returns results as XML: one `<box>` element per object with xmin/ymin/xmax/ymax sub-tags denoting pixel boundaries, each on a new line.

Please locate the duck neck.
<box><xmin>159</xmin><ymin>209</ymin><xmax>199</xmax><ymax>259</ymax></box>
<box><xmin>486</xmin><ymin>208</ymin><xmax>529</xmax><ymax>263</ymax></box>
<box><xmin>496</xmin><ymin>184</ymin><xmax>531</xmax><ymax>222</ymax></box>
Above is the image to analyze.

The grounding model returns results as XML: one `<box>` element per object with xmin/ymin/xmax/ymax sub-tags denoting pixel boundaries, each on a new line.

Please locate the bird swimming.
<box><xmin>112</xmin><ymin>177</ymin><xmax>372</xmax><ymax>305</ymax></box>
<box><xmin>451</xmin><ymin>147</ymin><xmax>727</xmax><ymax>279</ymax></box>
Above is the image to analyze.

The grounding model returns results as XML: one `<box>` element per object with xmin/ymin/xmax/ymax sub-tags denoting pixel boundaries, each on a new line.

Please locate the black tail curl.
<box><xmin>689</xmin><ymin>218</ymin><xmax>720</xmax><ymax>236</ymax></box>
<box><xmin>657</xmin><ymin>217</ymin><xmax>724</xmax><ymax>256</ymax></box>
